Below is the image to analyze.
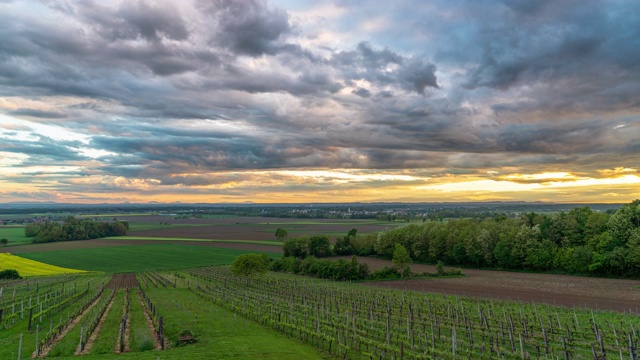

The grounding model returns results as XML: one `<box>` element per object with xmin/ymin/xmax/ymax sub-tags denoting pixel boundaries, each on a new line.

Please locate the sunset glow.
<box><xmin>1</xmin><ymin>1</ymin><xmax>639</xmax><ymax>204</ymax></box>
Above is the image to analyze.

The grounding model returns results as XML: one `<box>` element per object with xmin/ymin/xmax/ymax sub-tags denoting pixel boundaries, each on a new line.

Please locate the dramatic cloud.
<box><xmin>0</xmin><ymin>0</ymin><xmax>639</xmax><ymax>203</ymax></box>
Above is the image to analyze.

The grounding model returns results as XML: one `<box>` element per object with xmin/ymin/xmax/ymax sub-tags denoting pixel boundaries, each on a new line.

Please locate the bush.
<box><xmin>230</xmin><ymin>253</ymin><xmax>269</xmax><ymax>277</ymax></box>
<box><xmin>270</xmin><ymin>255</ymin><xmax>370</xmax><ymax>281</ymax></box>
<box><xmin>309</xmin><ymin>235</ymin><xmax>332</xmax><ymax>257</ymax></box>
<box><xmin>0</xmin><ymin>269</ymin><xmax>21</xmax><ymax>279</ymax></box>
<box><xmin>369</xmin><ymin>266</ymin><xmax>400</xmax><ymax>280</ymax></box>
<box><xmin>436</xmin><ymin>260</ymin><xmax>445</xmax><ymax>276</ymax></box>
<box><xmin>283</xmin><ymin>237</ymin><xmax>310</xmax><ymax>258</ymax></box>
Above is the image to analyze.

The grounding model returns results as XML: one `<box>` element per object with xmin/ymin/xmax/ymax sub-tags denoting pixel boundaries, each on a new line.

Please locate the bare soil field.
<box><xmin>127</xmin><ymin>216</ymin><xmax>393</xmax><ymax>241</ymax></box>
<box><xmin>335</xmin><ymin>256</ymin><xmax>640</xmax><ymax>312</ymax></box>
<box><xmin>106</xmin><ymin>273</ymin><xmax>140</xmax><ymax>289</ymax></box>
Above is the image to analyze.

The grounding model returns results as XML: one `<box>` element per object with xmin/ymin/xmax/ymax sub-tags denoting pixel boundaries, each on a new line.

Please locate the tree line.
<box><xmin>24</xmin><ymin>216</ymin><xmax>129</xmax><ymax>243</ymax></box>
<box><xmin>352</xmin><ymin>200</ymin><xmax>640</xmax><ymax>278</ymax></box>
<box><xmin>276</xmin><ymin>200</ymin><xmax>639</xmax><ymax>278</ymax></box>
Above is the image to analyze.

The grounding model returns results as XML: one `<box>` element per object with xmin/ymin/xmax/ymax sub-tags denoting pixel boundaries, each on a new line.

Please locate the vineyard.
<box><xmin>188</xmin><ymin>266</ymin><xmax>640</xmax><ymax>359</ymax></box>
<box><xmin>0</xmin><ymin>266</ymin><xmax>638</xmax><ymax>359</ymax></box>
<box><xmin>0</xmin><ymin>272</ymin><xmax>164</xmax><ymax>359</ymax></box>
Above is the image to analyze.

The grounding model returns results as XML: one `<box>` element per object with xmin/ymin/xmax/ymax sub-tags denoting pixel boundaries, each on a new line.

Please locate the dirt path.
<box><xmin>79</xmin><ymin>292</ymin><xmax>117</xmax><ymax>354</ymax></box>
<box><xmin>37</xmin><ymin>291</ymin><xmax>104</xmax><ymax>357</ymax></box>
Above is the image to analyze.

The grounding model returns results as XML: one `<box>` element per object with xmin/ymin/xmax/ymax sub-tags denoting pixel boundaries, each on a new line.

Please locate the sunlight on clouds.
<box><xmin>78</xmin><ymin>147</ymin><xmax>117</xmax><ymax>159</ymax></box>
<box><xmin>0</xmin><ymin>165</ymin><xmax>81</xmax><ymax>175</ymax></box>
<box><xmin>417</xmin><ymin>179</ymin><xmax>542</xmax><ymax>193</ymax></box>
<box><xmin>597</xmin><ymin>167</ymin><xmax>637</xmax><ymax>176</ymax></box>
<box><xmin>0</xmin><ymin>114</ymin><xmax>89</xmax><ymax>143</ymax></box>
<box><xmin>0</xmin><ymin>151</ymin><xmax>28</xmax><ymax>166</ymax></box>
<box><xmin>505</xmin><ymin>172</ymin><xmax>576</xmax><ymax>181</ymax></box>
<box><xmin>545</xmin><ymin>175</ymin><xmax>640</xmax><ymax>188</ymax></box>
<box><xmin>416</xmin><ymin>173</ymin><xmax>640</xmax><ymax>196</ymax></box>
<box><xmin>272</xmin><ymin>170</ymin><xmax>421</xmax><ymax>183</ymax></box>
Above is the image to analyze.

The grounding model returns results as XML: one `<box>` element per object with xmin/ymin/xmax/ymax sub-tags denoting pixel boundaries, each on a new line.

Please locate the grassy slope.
<box><xmin>18</xmin><ymin>244</ymin><xmax>281</xmax><ymax>273</ymax></box>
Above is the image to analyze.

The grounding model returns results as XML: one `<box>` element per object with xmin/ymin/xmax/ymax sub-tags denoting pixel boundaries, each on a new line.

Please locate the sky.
<box><xmin>0</xmin><ymin>0</ymin><xmax>639</xmax><ymax>204</ymax></box>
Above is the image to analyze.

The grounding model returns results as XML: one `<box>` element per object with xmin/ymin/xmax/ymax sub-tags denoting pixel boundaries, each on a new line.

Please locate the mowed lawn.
<box><xmin>18</xmin><ymin>244</ymin><xmax>280</xmax><ymax>273</ymax></box>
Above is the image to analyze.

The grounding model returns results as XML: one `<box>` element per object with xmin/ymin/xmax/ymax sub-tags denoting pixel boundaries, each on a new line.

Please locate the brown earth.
<box><xmin>106</xmin><ymin>273</ymin><xmax>140</xmax><ymax>289</ymax></box>
<box><xmin>334</xmin><ymin>256</ymin><xmax>640</xmax><ymax>313</ymax></box>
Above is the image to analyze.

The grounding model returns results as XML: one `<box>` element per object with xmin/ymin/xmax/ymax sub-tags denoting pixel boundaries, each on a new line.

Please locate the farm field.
<box><xmin>0</xmin><ymin>253</ymin><xmax>87</xmax><ymax>276</ymax></box>
<box><xmin>0</xmin><ymin>272</ymin><xmax>327</xmax><ymax>360</ymax></box>
<box><xmin>1</xmin><ymin>211</ymin><xmax>639</xmax><ymax>358</ymax></box>
<box><xmin>2</xmin><ymin>266</ymin><xmax>638</xmax><ymax>359</ymax></box>
<box><xmin>189</xmin><ymin>266</ymin><xmax>640</xmax><ymax>359</ymax></box>
<box><xmin>0</xmin><ymin>225</ymin><xmax>30</xmax><ymax>246</ymax></box>
<box><xmin>4</xmin><ymin>235</ymin><xmax>638</xmax><ymax>315</ymax></box>
<box><xmin>120</xmin><ymin>215</ymin><xmax>401</xmax><ymax>241</ymax></box>
<box><xmin>15</xmin><ymin>244</ymin><xmax>281</xmax><ymax>273</ymax></box>
<box><xmin>335</xmin><ymin>257</ymin><xmax>640</xmax><ymax>313</ymax></box>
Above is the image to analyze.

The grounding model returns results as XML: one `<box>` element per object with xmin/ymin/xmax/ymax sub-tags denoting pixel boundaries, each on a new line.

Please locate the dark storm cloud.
<box><xmin>1</xmin><ymin>136</ymin><xmax>86</xmax><ymax>163</ymax></box>
<box><xmin>8</xmin><ymin>108</ymin><xmax>67</xmax><ymax>119</ymax></box>
<box><xmin>331</xmin><ymin>42</ymin><xmax>438</xmax><ymax>94</ymax></box>
<box><xmin>0</xmin><ymin>0</ymin><xmax>639</xmax><ymax>196</ymax></box>
<box><xmin>462</xmin><ymin>0</ymin><xmax>640</xmax><ymax>105</ymax></box>
<box><xmin>201</xmin><ymin>0</ymin><xmax>292</xmax><ymax>56</ymax></box>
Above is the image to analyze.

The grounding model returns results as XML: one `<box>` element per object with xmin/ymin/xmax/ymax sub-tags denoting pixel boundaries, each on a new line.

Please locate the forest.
<box><xmin>332</xmin><ymin>200</ymin><xmax>640</xmax><ymax>278</ymax></box>
<box><xmin>24</xmin><ymin>216</ymin><xmax>129</xmax><ymax>243</ymax></box>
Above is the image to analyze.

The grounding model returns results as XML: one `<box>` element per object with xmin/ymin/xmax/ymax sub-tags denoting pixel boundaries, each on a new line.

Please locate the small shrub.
<box><xmin>138</xmin><ymin>339</ymin><xmax>155</xmax><ymax>352</ymax></box>
<box><xmin>369</xmin><ymin>266</ymin><xmax>400</xmax><ymax>280</ymax></box>
<box><xmin>0</xmin><ymin>269</ymin><xmax>21</xmax><ymax>279</ymax></box>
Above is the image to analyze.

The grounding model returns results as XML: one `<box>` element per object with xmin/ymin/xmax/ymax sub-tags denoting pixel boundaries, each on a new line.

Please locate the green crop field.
<box><xmin>0</xmin><ymin>226</ymin><xmax>31</xmax><ymax>246</ymax></box>
<box><xmin>106</xmin><ymin>235</ymin><xmax>283</xmax><ymax>246</ymax></box>
<box><xmin>18</xmin><ymin>244</ymin><xmax>281</xmax><ymax>273</ymax></box>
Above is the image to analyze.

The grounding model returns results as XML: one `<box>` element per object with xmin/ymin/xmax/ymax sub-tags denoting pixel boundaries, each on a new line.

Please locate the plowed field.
<box><xmin>337</xmin><ymin>256</ymin><xmax>640</xmax><ymax>312</ymax></box>
<box><xmin>106</xmin><ymin>273</ymin><xmax>140</xmax><ymax>289</ymax></box>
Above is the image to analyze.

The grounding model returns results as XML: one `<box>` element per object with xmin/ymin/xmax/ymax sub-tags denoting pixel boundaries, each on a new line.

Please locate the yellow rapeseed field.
<box><xmin>0</xmin><ymin>253</ymin><xmax>87</xmax><ymax>277</ymax></box>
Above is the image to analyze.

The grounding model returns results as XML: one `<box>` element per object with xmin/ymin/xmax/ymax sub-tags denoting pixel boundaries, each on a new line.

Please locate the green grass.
<box><xmin>105</xmin><ymin>236</ymin><xmax>283</xmax><ymax>246</ymax></box>
<box><xmin>0</xmin><ymin>226</ymin><xmax>31</xmax><ymax>246</ymax></box>
<box><xmin>18</xmin><ymin>244</ymin><xmax>281</xmax><ymax>273</ymax></box>
<box><xmin>129</xmin><ymin>289</ymin><xmax>155</xmax><ymax>353</ymax></box>
<box><xmin>0</xmin><ymin>274</ymin><xmax>108</xmax><ymax>360</ymax></box>
<box><xmin>89</xmin><ymin>290</ymin><xmax>124</xmax><ymax>355</ymax></box>
<box><xmin>144</xmin><ymin>286</ymin><xmax>329</xmax><ymax>359</ymax></box>
<box><xmin>40</xmin><ymin>287</ymin><xmax>329</xmax><ymax>360</ymax></box>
